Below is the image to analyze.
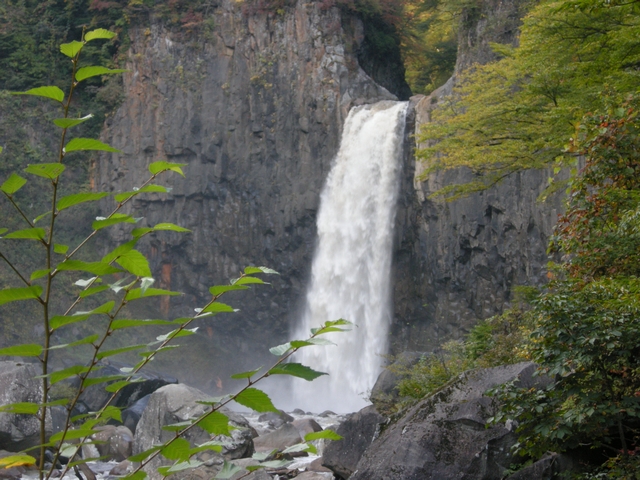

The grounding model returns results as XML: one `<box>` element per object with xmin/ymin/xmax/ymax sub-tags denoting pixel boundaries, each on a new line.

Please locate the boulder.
<box><xmin>257</xmin><ymin>411</ymin><xmax>294</xmax><ymax>430</ymax></box>
<box><xmin>0</xmin><ymin>361</ymin><xmax>52</xmax><ymax>452</ymax></box>
<box><xmin>253</xmin><ymin>423</ymin><xmax>302</xmax><ymax>453</ymax></box>
<box><xmin>133</xmin><ymin>384</ymin><xmax>253</xmax><ymax>479</ymax></box>
<box><xmin>296</xmin><ymin>473</ymin><xmax>334</xmax><ymax>480</ymax></box>
<box><xmin>121</xmin><ymin>394</ymin><xmax>151</xmax><ymax>434</ymax></box>
<box><xmin>292</xmin><ymin>418</ymin><xmax>323</xmax><ymax>439</ymax></box>
<box><xmin>322</xmin><ymin>405</ymin><xmax>387</xmax><ymax>479</ymax></box>
<box><xmin>92</xmin><ymin>425</ymin><xmax>134</xmax><ymax>461</ymax></box>
<box><xmin>350</xmin><ymin>362</ymin><xmax>549</xmax><ymax>480</ymax></box>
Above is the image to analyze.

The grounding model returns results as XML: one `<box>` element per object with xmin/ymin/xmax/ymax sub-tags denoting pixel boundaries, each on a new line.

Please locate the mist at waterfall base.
<box><xmin>279</xmin><ymin>100</ymin><xmax>408</xmax><ymax>414</ymax></box>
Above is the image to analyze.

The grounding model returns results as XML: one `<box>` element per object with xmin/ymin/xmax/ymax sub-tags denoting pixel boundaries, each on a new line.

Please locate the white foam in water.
<box><xmin>291</xmin><ymin>100</ymin><xmax>408</xmax><ymax>413</ymax></box>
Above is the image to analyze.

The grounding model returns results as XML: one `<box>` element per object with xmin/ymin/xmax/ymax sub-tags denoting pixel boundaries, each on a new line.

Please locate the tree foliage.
<box><xmin>418</xmin><ymin>0</ymin><xmax>640</xmax><ymax>198</ymax></box>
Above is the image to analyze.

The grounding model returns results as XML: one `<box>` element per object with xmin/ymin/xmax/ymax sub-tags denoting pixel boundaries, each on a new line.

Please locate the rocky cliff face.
<box><xmin>94</xmin><ymin>0</ymin><xmax>405</xmax><ymax>386</ymax></box>
<box><xmin>390</xmin><ymin>0</ymin><xmax>562</xmax><ymax>353</ymax></box>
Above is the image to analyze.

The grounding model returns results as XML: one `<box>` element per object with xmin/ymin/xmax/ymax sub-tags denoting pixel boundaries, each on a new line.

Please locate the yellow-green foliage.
<box><xmin>417</xmin><ymin>0</ymin><xmax>640</xmax><ymax>198</ymax></box>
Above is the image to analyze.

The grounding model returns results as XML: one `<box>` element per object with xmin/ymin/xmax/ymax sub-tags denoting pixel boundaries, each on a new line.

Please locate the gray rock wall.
<box><xmin>94</xmin><ymin>0</ymin><xmax>401</xmax><ymax>386</ymax></box>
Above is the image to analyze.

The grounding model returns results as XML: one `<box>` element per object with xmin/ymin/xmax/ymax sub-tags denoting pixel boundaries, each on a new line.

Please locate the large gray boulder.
<box><xmin>133</xmin><ymin>384</ymin><xmax>253</xmax><ymax>479</ymax></box>
<box><xmin>350</xmin><ymin>362</ymin><xmax>547</xmax><ymax>480</ymax></box>
<box><xmin>322</xmin><ymin>405</ymin><xmax>387</xmax><ymax>479</ymax></box>
<box><xmin>0</xmin><ymin>361</ymin><xmax>51</xmax><ymax>452</ymax></box>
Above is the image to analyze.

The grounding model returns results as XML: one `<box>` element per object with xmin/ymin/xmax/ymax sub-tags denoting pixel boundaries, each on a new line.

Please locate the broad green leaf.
<box><xmin>48</xmin><ymin>334</ymin><xmax>99</xmax><ymax>349</ymax></box>
<box><xmin>281</xmin><ymin>443</ymin><xmax>314</xmax><ymax>454</ymax></box>
<box><xmin>50</xmin><ymin>425</ymin><xmax>97</xmax><ymax>442</ymax></box>
<box><xmin>75</xmin><ymin>277</ymin><xmax>98</xmax><ymax>287</ymax></box>
<box><xmin>33</xmin><ymin>211</ymin><xmax>51</xmax><ymax>224</ymax></box>
<box><xmin>201</xmin><ymin>302</ymin><xmax>235</xmax><ymax>314</ymax></box>
<box><xmin>269</xmin><ymin>342</ymin><xmax>292</xmax><ymax>356</ymax></box>
<box><xmin>232</xmin><ymin>276</ymin><xmax>266</xmax><ymax>286</ymax></box>
<box><xmin>75</xmin><ymin>66</ymin><xmax>127</xmax><ymax>82</ymax></box>
<box><xmin>111</xmin><ymin>318</ymin><xmax>175</xmax><ymax>330</ymax></box>
<box><xmin>102</xmin><ymin>239</ymin><xmax>137</xmax><ymax>263</ymax></box>
<box><xmin>0</xmin><ymin>455</ymin><xmax>36</xmax><ymax>468</ymax></box>
<box><xmin>60</xmin><ymin>40</ymin><xmax>83</xmax><ymax>58</ymax></box>
<box><xmin>304</xmin><ymin>429</ymin><xmax>342</xmax><ymax>441</ymax></box>
<box><xmin>291</xmin><ymin>338</ymin><xmax>336</xmax><ymax>348</ymax></box>
<box><xmin>79</xmin><ymin>285</ymin><xmax>109</xmax><ymax>298</ymax></box>
<box><xmin>96</xmin><ymin>344</ymin><xmax>146</xmax><ymax>360</ymax></box>
<box><xmin>244</xmin><ymin>266</ymin><xmax>279</xmax><ymax>275</ymax></box>
<box><xmin>115</xmin><ymin>250</ymin><xmax>151</xmax><ymax>277</ymax></box>
<box><xmin>25</xmin><ymin>163</ymin><xmax>65</xmax><ymax>179</ymax></box>
<box><xmin>81</xmin><ymin>375</ymin><xmax>126</xmax><ymax>388</ymax></box>
<box><xmin>311</xmin><ymin>320</ymin><xmax>353</xmax><ymax>336</ymax></box>
<box><xmin>1</xmin><ymin>173</ymin><xmax>27</xmax><ymax>195</ymax></box>
<box><xmin>50</xmin><ymin>301</ymin><xmax>114</xmax><ymax>330</ymax></box>
<box><xmin>209</xmin><ymin>285</ymin><xmax>249</xmax><ymax>296</ymax></box>
<box><xmin>199</xmin><ymin>411</ymin><xmax>230</xmax><ymax>436</ymax></box>
<box><xmin>53</xmin><ymin>114</ymin><xmax>93</xmax><ymax>129</ymax></box>
<box><xmin>215</xmin><ymin>460</ymin><xmax>242</xmax><ymax>479</ymax></box>
<box><xmin>56</xmin><ymin>260</ymin><xmax>121</xmax><ymax>275</ymax></box>
<box><xmin>148</xmin><ymin>161</ymin><xmax>186</xmax><ymax>177</ymax></box>
<box><xmin>65</xmin><ymin>138</ymin><xmax>120</xmax><ymax>153</ymax></box>
<box><xmin>4</xmin><ymin>228</ymin><xmax>46</xmax><ymax>240</ymax></box>
<box><xmin>125</xmin><ymin>288</ymin><xmax>181</xmax><ymax>301</ymax></box>
<box><xmin>85</xmin><ymin>28</ymin><xmax>117</xmax><ymax>42</ymax></box>
<box><xmin>155</xmin><ymin>328</ymin><xmax>197</xmax><ymax>342</ymax></box>
<box><xmin>162</xmin><ymin>460</ymin><xmax>203</xmax><ymax>474</ymax></box>
<box><xmin>0</xmin><ymin>286</ymin><xmax>42</xmax><ymax>305</ymax></box>
<box><xmin>114</xmin><ymin>185</ymin><xmax>169</xmax><ymax>203</ymax></box>
<box><xmin>230</xmin><ymin>368</ymin><xmax>261</xmax><ymax>380</ymax></box>
<box><xmin>13</xmin><ymin>86</ymin><xmax>64</xmax><ymax>103</ymax></box>
<box><xmin>0</xmin><ymin>344</ymin><xmax>42</xmax><ymax>357</ymax></box>
<box><xmin>268</xmin><ymin>363</ymin><xmax>327</xmax><ymax>381</ymax></box>
<box><xmin>57</xmin><ymin>192</ymin><xmax>108</xmax><ymax>211</ymax></box>
<box><xmin>127</xmin><ymin>446</ymin><xmax>161</xmax><ymax>462</ymax></box>
<box><xmin>30</xmin><ymin>269</ymin><xmax>50</xmax><ymax>281</ymax></box>
<box><xmin>161</xmin><ymin>437</ymin><xmax>191</xmax><ymax>461</ymax></box>
<box><xmin>93</xmin><ymin>213</ymin><xmax>136</xmax><ymax>230</ymax></box>
<box><xmin>0</xmin><ymin>228</ymin><xmax>6</xmax><ymax>236</ymax></box>
<box><xmin>105</xmin><ymin>379</ymin><xmax>142</xmax><ymax>393</ymax></box>
<box><xmin>46</xmin><ymin>365</ymin><xmax>91</xmax><ymax>386</ymax></box>
<box><xmin>234</xmin><ymin>388</ymin><xmax>277</xmax><ymax>413</ymax></box>
<box><xmin>153</xmin><ymin>222</ymin><xmax>190</xmax><ymax>232</ymax></box>
<box><xmin>189</xmin><ymin>441</ymin><xmax>223</xmax><ymax>454</ymax></box>
<box><xmin>162</xmin><ymin>420</ymin><xmax>193</xmax><ymax>432</ymax></box>
<box><xmin>0</xmin><ymin>402</ymin><xmax>40</xmax><ymax>414</ymax></box>
<box><xmin>54</xmin><ymin>244</ymin><xmax>69</xmax><ymax>254</ymax></box>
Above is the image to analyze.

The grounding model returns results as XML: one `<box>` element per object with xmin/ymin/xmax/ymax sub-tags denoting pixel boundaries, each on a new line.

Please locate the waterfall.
<box><xmin>292</xmin><ymin>100</ymin><xmax>408</xmax><ymax>413</ymax></box>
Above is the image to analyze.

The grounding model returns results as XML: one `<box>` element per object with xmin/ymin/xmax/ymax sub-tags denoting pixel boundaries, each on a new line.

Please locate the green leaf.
<box><xmin>79</xmin><ymin>285</ymin><xmax>109</xmax><ymax>298</ymax></box>
<box><xmin>114</xmin><ymin>185</ymin><xmax>170</xmax><ymax>203</ymax></box>
<box><xmin>232</xmin><ymin>276</ymin><xmax>267</xmax><ymax>286</ymax></box>
<box><xmin>201</xmin><ymin>302</ymin><xmax>235</xmax><ymax>314</ymax></box>
<box><xmin>96</xmin><ymin>344</ymin><xmax>146</xmax><ymax>360</ymax></box>
<box><xmin>162</xmin><ymin>460</ymin><xmax>203</xmax><ymax>474</ymax></box>
<box><xmin>0</xmin><ymin>286</ymin><xmax>42</xmax><ymax>305</ymax></box>
<box><xmin>33</xmin><ymin>211</ymin><xmax>51</xmax><ymax>224</ymax></box>
<box><xmin>230</xmin><ymin>368</ymin><xmax>261</xmax><ymax>380</ymax></box>
<box><xmin>53</xmin><ymin>114</ymin><xmax>93</xmax><ymax>129</ymax></box>
<box><xmin>304</xmin><ymin>429</ymin><xmax>342</xmax><ymax>441</ymax></box>
<box><xmin>64</xmin><ymin>138</ymin><xmax>120</xmax><ymax>154</ymax></box>
<box><xmin>50</xmin><ymin>301</ymin><xmax>114</xmax><ymax>330</ymax></box>
<box><xmin>281</xmin><ymin>443</ymin><xmax>314</xmax><ymax>454</ymax></box>
<box><xmin>199</xmin><ymin>411</ymin><xmax>230</xmax><ymax>436</ymax></box>
<box><xmin>161</xmin><ymin>437</ymin><xmax>191</xmax><ymax>461</ymax></box>
<box><xmin>0</xmin><ymin>228</ymin><xmax>6</xmax><ymax>236</ymax></box>
<box><xmin>4</xmin><ymin>228</ymin><xmax>46</xmax><ymax>240</ymax></box>
<box><xmin>269</xmin><ymin>343</ymin><xmax>292</xmax><ymax>356</ymax></box>
<box><xmin>233</xmin><ymin>388</ymin><xmax>277</xmax><ymax>413</ymax></box>
<box><xmin>93</xmin><ymin>213</ymin><xmax>137</xmax><ymax>230</ymax></box>
<box><xmin>81</xmin><ymin>374</ymin><xmax>126</xmax><ymax>388</ymax></box>
<box><xmin>111</xmin><ymin>318</ymin><xmax>175</xmax><ymax>330</ymax></box>
<box><xmin>84</xmin><ymin>28</ymin><xmax>117</xmax><ymax>42</ymax></box>
<box><xmin>0</xmin><ymin>455</ymin><xmax>36</xmax><ymax>468</ymax></box>
<box><xmin>1</xmin><ymin>173</ymin><xmax>27</xmax><ymax>195</ymax></box>
<box><xmin>268</xmin><ymin>363</ymin><xmax>327</xmax><ymax>381</ymax></box>
<box><xmin>13</xmin><ymin>86</ymin><xmax>64</xmax><ymax>103</ymax></box>
<box><xmin>215</xmin><ymin>460</ymin><xmax>243</xmax><ymax>479</ymax></box>
<box><xmin>149</xmin><ymin>161</ymin><xmax>187</xmax><ymax>177</ymax></box>
<box><xmin>116</xmin><ymin>250</ymin><xmax>151</xmax><ymax>277</ymax></box>
<box><xmin>46</xmin><ymin>365</ymin><xmax>92</xmax><ymax>386</ymax></box>
<box><xmin>128</xmin><ymin>446</ymin><xmax>161</xmax><ymax>463</ymax></box>
<box><xmin>291</xmin><ymin>337</ymin><xmax>335</xmax><ymax>347</ymax></box>
<box><xmin>57</xmin><ymin>192</ymin><xmax>108</xmax><ymax>211</ymax></box>
<box><xmin>50</xmin><ymin>425</ymin><xmax>97</xmax><ymax>442</ymax></box>
<box><xmin>30</xmin><ymin>269</ymin><xmax>51</xmax><ymax>281</ymax></box>
<box><xmin>125</xmin><ymin>288</ymin><xmax>181</xmax><ymax>301</ymax></box>
<box><xmin>75</xmin><ymin>66</ymin><xmax>127</xmax><ymax>82</ymax></box>
<box><xmin>60</xmin><ymin>40</ymin><xmax>83</xmax><ymax>58</ymax></box>
<box><xmin>56</xmin><ymin>260</ymin><xmax>121</xmax><ymax>275</ymax></box>
<box><xmin>0</xmin><ymin>344</ymin><xmax>43</xmax><ymax>357</ymax></box>
<box><xmin>101</xmin><ymin>239</ymin><xmax>137</xmax><ymax>263</ymax></box>
<box><xmin>25</xmin><ymin>163</ymin><xmax>65</xmax><ymax>179</ymax></box>
<box><xmin>155</xmin><ymin>328</ymin><xmax>197</xmax><ymax>342</ymax></box>
<box><xmin>244</xmin><ymin>266</ymin><xmax>279</xmax><ymax>275</ymax></box>
<box><xmin>153</xmin><ymin>222</ymin><xmax>190</xmax><ymax>232</ymax></box>
<box><xmin>105</xmin><ymin>379</ymin><xmax>141</xmax><ymax>393</ymax></box>
<box><xmin>54</xmin><ymin>244</ymin><xmax>69</xmax><ymax>254</ymax></box>
<box><xmin>209</xmin><ymin>285</ymin><xmax>249</xmax><ymax>296</ymax></box>
<box><xmin>0</xmin><ymin>402</ymin><xmax>40</xmax><ymax>414</ymax></box>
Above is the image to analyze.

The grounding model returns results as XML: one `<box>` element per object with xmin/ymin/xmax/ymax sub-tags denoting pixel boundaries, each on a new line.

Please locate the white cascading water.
<box><xmin>292</xmin><ymin>100</ymin><xmax>408</xmax><ymax>413</ymax></box>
